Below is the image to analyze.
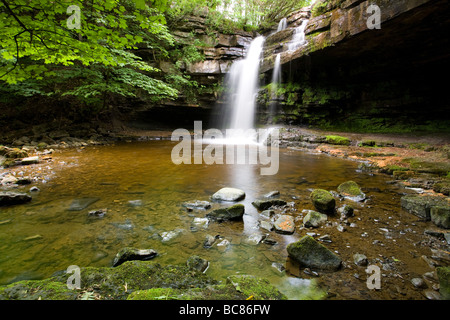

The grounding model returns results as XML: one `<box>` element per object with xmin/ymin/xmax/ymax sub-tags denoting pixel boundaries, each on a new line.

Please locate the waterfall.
<box><xmin>226</xmin><ymin>36</ymin><xmax>266</xmax><ymax>131</ymax></box>
<box><xmin>277</xmin><ymin>18</ymin><xmax>287</xmax><ymax>32</ymax></box>
<box><xmin>288</xmin><ymin>19</ymin><xmax>309</xmax><ymax>51</ymax></box>
<box><xmin>269</xmin><ymin>54</ymin><xmax>281</xmax><ymax>123</ymax></box>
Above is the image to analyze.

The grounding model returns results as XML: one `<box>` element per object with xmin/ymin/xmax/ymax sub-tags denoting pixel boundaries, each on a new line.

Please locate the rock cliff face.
<box><xmin>133</xmin><ymin>14</ymin><xmax>254</xmax><ymax>130</ymax></box>
<box><xmin>258</xmin><ymin>0</ymin><xmax>450</xmax><ymax>131</ymax></box>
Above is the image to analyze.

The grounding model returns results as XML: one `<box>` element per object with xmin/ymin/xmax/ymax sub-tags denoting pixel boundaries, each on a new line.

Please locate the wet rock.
<box><xmin>437</xmin><ymin>267</ymin><xmax>450</xmax><ymax>300</ymax></box>
<box><xmin>16</xmin><ymin>177</ymin><xmax>32</xmax><ymax>185</ymax></box>
<box><xmin>29</xmin><ymin>186</ymin><xmax>40</xmax><ymax>192</ymax></box>
<box><xmin>204</xmin><ymin>234</ymin><xmax>219</xmax><ymax>248</ymax></box>
<box><xmin>260</xmin><ymin>209</ymin><xmax>275</xmax><ymax>219</ymax></box>
<box><xmin>310</xmin><ymin>189</ymin><xmax>335</xmax><ymax>214</ymax></box>
<box><xmin>430</xmin><ymin>206</ymin><xmax>450</xmax><ymax>229</ymax></box>
<box><xmin>187</xmin><ymin>255</ymin><xmax>209</xmax><ymax>273</ymax></box>
<box><xmin>192</xmin><ymin>217</ymin><xmax>209</xmax><ymax>229</ymax></box>
<box><xmin>318</xmin><ymin>234</ymin><xmax>332</xmax><ymax>243</ymax></box>
<box><xmin>260</xmin><ymin>220</ymin><xmax>274</xmax><ymax>231</ymax></box>
<box><xmin>271</xmin><ymin>262</ymin><xmax>285</xmax><ymax>273</ymax></box>
<box><xmin>337</xmin><ymin>205</ymin><xmax>354</xmax><ymax>219</ymax></box>
<box><xmin>211</xmin><ymin>187</ymin><xmax>245</xmax><ymax>202</ymax></box>
<box><xmin>68</xmin><ymin>197</ymin><xmax>99</xmax><ymax>211</ymax></box>
<box><xmin>88</xmin><ymin>209</ymin><xmax>107</xmax><ymax>218</ymax></box>
<box><xmin>159</xmin><ymin>229</ymin><xmax>184</xmax><ymax>242</ymax></box>
<box><xmin>411</xmin><ymin>278</ymin><xmax>427</xmax><ymax>289</ymax></box>
<box><xmin>302</xmin><ymin>210</ymin><xmax>327</xmax><ymax>228</ymax></box>
<box><xmin>182</xmin><ymin>200</ymin><xmax>211</xmax><ymax>210</ymax></box>
<box><xmin>1</xmin><ymin>174</ymin><xmax>18</xmax><ymax>185</ymax></box>
<box><xmin>0</xmin><ymin>192</ymin><xmax>32</xmax><ymax>206</ymax></box>
<box><xmin>206</xmin><ymin>204</ymin><xmax>245</xmax><ymax>221</ymax></box>
<box><xmin>400</xmin><ymin>195</ymin><xmax>447</xmax><ymax>221</ymax></box>
<box><xmin>353</xmin><ymin>253</ymin><xmax>368</xmax><ymax>266</ymax></box>
<box><xmin>263</xmin><ymin>190</ymin><xmax>280</xmax><ymax>198</ymax></box>
<box><xmin>273</xmin><ymin>215</ymin><xmax>295</xmax><ymax>234</ymax></box>
<box><xmin>252</xmin><ymin>199</ymin><xmax>287</xmax><ymax>211</ymax></box>
<box><xmin>112</xmin><ymin>247</ymin><xmax>157</xmax><ymax>267</ymax></box>
<box><xmin>337</xmin><ymin>181</ymin><xmax>366</xmax><ymax>202</ymax></box>
<box><xmin>243</xmin><ymin>233</ymin><xmax>265</xmax><ymax>245</ymax></box>
<box><xmin>21</xmin><ymin>156</ymin><xmax>39</xmax><ymax>165</ymax></box>
<box><xmin>423</xmin><ymin>290</ymin><xmax>441</xmax><ymax>300</ymax></box>
<box><xmin>287</xmin><ymin>235</ymin><xmax>342</xmax><ymax>271</ymax></box>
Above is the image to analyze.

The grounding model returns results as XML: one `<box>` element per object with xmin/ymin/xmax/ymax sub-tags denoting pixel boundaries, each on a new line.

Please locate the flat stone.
<box><xmin>211</xmin><ymin>187</ymin><xmax>245</xmax><ymax>202</ymax></box>
<box><xmin>273</xmin><ymin>215</ymin><xmax>295</xmax><ymax>234</ymax></box>
<box><xmin>21</xmin><ymin>156</ymin><xmax>39</xmax><ymax>165</ymax></box>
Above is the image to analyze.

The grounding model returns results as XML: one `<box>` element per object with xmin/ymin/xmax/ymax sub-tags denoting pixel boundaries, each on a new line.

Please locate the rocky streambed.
<box><xmin>0</xmin><ymin>128</ymin><xmax>449</xmax><ymax>300</ymax></box>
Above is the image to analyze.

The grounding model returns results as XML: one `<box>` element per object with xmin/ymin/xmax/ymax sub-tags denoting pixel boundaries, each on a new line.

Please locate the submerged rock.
<box><xmin>68</xmin><ymin>197</ymin><xmax>99</xmax><ymax>211</ymax></box>
<box><xmin>211</xmin><ymin>187</ymin><xmax>245</xmax><ymax>202</ymax></box>
<box><xmin>310</xmin><ymin>189</ymin><xmax>336</xmax><ymax>214</ymax></box>
<box><xmin>430</xmin><ymin>206</ymin><xmax>450</xmax><ymax>229</ymax></box>
<box><xmin>252</xmin><ymin>199</ymin><xmax>287</xmax><ymax>211</ymax></box>
<box><xmin>206</xmin><ymin>204</ymin><xmax>245</xmax><ymax>221</ymax></box>
<box><xmin>182</xmin><ymin>200</ymin><xmax>211</xmax><ymax>210</ymax></box>
<box><xmin>112</xmin><ymin>247</ymin><xmax>157</xmax><ymax>267</ymax></box>
<box><xmin>0</xmin><ymin>192</ymin><xmax>32</xmax><ymax>206</ymax></box>
<box><xmin>337</xmin><ymin>181</ymin><xmax>366</xmax><ymax>202</ymax></box>
<box><xmin>187</xmin><ymin>255</ymin><xmax>209</xmax><ymax>273</ymax></box>
<box><xmin>287</xmin><ymin>235</ymin><xmax>342</xmax><ymax>271</ymax></box>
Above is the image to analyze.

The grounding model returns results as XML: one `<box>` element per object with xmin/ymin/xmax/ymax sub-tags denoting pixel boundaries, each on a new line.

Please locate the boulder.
<box><xmin>437</xmin><ymin>267</ymin><xmax>450</xmax><ymax>300</ymax></box>
<box><xmin>252</xmin><ymin>199</ymin><xmax>287</xmax><ymax>210</ymax></box>
<box><xmin>302</xmin><ymin>210</ymin><xmax>328</xmax><ymax>228</ymax></box>
<box><xmin>206</xmin><ymin>204</ymin><xmax>245</xmax><ymax>221</ymax></box>
<box><xmin>430</xmin><ymin>206</ymin><xmax>450</xmax><ymax>229</ymax></box>
<box><xmin>0</xmin><ymin>192</ymin><xmax>32</xmax><ymax>206</ymax></box>
<box><xmin>287</xmin><ymin>235</ymin><xmax>342</xmax><ymax>271</ymax></box>
<box><xmin>273</xmin><ymin>215</ymin><xmax>295</xmax><ymax>234</ymax></box>
<box><xmin>112</xmin><ymin>247</ymin><xmax>157</xmax><ymax>267</ymax></box>
<box><xmin>337</xmin><ymin>181</ymin><xmax>366</xmax><ymax>202</ymax></box>
<box><xmin>211</xmin><ymin>187</ymin><xmax>245</xmax><ymax>202</ymax></box>
<box><xmin>310</xmin><ymin>189</ymin><xmax>336</xmax><ymax>213</ymax></box>
<box><xmin>401</xmin><ymin>195</ymin><xmax>448</xmax><ymax>221</ymax></box>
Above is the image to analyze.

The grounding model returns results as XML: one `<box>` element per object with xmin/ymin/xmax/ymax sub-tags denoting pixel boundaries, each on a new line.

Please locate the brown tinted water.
<box><xmin>0</xmin><ymin>141</ymin><xmax>440</xmax><ymax>299</ymax></box>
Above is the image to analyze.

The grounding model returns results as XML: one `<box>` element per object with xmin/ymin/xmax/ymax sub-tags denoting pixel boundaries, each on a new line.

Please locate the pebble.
<box><xmin>411</xmin><ymin>278</ymin><xmax>427</xmax><ymax>289</ymax></box>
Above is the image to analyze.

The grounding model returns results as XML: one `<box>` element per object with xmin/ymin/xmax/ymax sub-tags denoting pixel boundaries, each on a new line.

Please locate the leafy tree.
<box><xmin>0</xmin><ymin>0</ymin><xmax>179</xmax><ymax>110</ymax></box>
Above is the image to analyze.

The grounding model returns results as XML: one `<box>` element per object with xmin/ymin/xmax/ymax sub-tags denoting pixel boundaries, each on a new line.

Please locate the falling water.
<box><xmin>288</xmin><ymin>19</ymin><xmax>309</xmax><ymax>51</ymax></box>
<box><xmin>277</xmin><ymin>18</ymin><xmax>287</xmax><ymax>32</ymax></box>
<box><xmin>268</xmin><ymin>54</ymin><xmax>281</xmax><ymax>123</ymax></box>
<box><xmin>226</xmin><ymin>36</ymin><xmax>266</xmax><ymax>132</ymax></box>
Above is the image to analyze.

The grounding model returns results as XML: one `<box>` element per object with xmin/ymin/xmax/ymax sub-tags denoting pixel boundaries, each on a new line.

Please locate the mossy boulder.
<box><xmin>287</xmin><ymin>235</ymin><xmax>342</xmax><ymax>271</ymax></box>
<box><xmin>0</xmin><ymin>279</ymin><xmax>77</xmax><ymax>300</ymax></box>
<box><xmin>310</xmin><ymin>189</ymin><xmax>336</xmax><ymax>214</ymax></box>
<box><xmin>325</xmin><ymin>135</ymin><xmax>350</xmax><ymax>146</ymax></box>
<box><xmin>337</xmin><ymin>181</ymin><xmax>366</xmax><ymax>202</ymax></box>
<box><xmin>206</xmin><ymin>204</ymin><xmax>245</xmax><ymax>221</ymax></box>
<box><xmin>437</xmin><ymin>267</ymin><xmax>450</xmax><ymax>300</ymax></box>
<box><xmin>226</xmin><ymin>275</ymin><xmax>287</xmax><ymax>300</ymax></box>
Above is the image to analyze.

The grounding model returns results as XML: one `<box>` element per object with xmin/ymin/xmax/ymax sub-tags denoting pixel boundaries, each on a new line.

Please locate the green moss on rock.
<box><xmin>310</xmin><ymin>189</ymin><xmax>335</xmax><ymax>213</ymax></box>
<box><xmin>325</xmin><ymin>135</ymin><xmax>350</xmax><ymax>146</ymax></box>
<box><xmin>437</xmin><ymin>267</ymin><xmax>450</xmax><ymax>300</ymax></box>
